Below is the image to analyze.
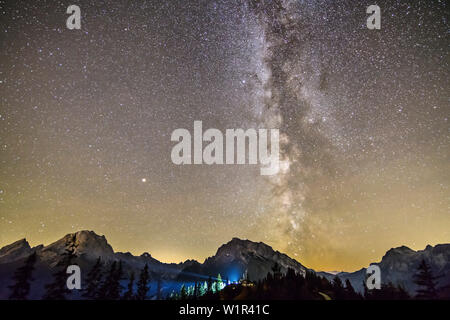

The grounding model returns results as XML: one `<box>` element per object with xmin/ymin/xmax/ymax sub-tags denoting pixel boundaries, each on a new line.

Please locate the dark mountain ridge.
<box><xmin>0</xmin><ymin>230</ymin><xmax>448</xmax><ymax>299</ymax></box>
<box><xmin>320</xmin><ymin>244</ymin><xmax>450</xmax><ymax>294</ymax></box>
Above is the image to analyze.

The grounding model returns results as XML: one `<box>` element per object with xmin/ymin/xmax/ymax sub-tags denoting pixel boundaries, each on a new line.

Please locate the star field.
<box><xmin>0</xmin><ymin>0</ymin><xmax>448</xmax><ymax>271</ymax></box>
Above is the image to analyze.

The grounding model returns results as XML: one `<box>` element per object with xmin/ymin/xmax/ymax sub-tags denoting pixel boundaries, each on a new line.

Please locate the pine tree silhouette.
<box><xmin>110</xmin><ymin>260</ymin><xmax>124</xmax><ymax>299</ymax></box>
<box><xmin>135</xmin><ymin>264</ymin><xmax>150</xmax><ymax>300</ymax></box>
<box><xmin>193</xmin><ymin>281</ymin><xmax>198</xmax><ymax>299</ymax></box>
<box><xmin>43</xmin><ymin>234</ymin><xmax>78</xmax><ymax>300</ymax></box>
<box><xmin>180</xmin><ymin>284</ymin><xmax>188</xmax><ymax>299</ymax></box>
<box><xmin>9</xmin><ymin>252</ymin><xmax>37</xmax><ymax>300</ymax></box>
<box><xmin>345</xmin><ymin>279</ymin><xmax>355</xmax><ymax>293</ymax></box>
<box><xmin>156</xmin><ymin>278</ymin><xmax>162</xmax><ymax>300</ymax></box>
<box><xmin>343</xmin><ymin>279</ymin><xmax>361</xmax><ymax>299</ymax></box>
<box><xmin>362</xmin><ymin>279</ymin><xmax>369</xmax><ymax>299</ymax></box>
<box><xmin>217</xmin><ymin>273</ymin><xmax>223</xmax><ymax>291</ymax></box>
<box><xmin>122</xmin><ymin>271</ymin><xmax>135</xmax><ymax>300</ymax></box>
<box><xmin>198</xmin><ymin>281</ymin><xmax>206</xmax><ymax>296</ymax></box>
<box><xmin>97</xmin><ymin>261</ymin><xmax>116</xmax><ymax>299</ymax></box>
<box><xmin>332</xmin><ymin>276</ymin><xmax>345</xmax><ymax>299</ymax></box>
<box><xmin>207</xmin><ymin>276</ymin><xmax>212</xmax><ymax>293</ymax></box>
<box><xmin>414</xmin><ymin>259</ymin><xmax>439</xmax><ymax>299</ymax></box>
<box><xmin>82</xmin><ymin>257</ymin><xmax>103</xmax><ymax>299</ymax></box>
<box><xmin>97</xmin><ymin>260</ymin><xmax>123</xmax><ymax>299</ymax></box>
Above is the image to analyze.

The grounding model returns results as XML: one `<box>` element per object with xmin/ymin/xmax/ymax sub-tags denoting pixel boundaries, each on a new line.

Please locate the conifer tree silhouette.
<box><xmin>193</xmin><ymin>281</ymin><xmax>198</xmax><ymax>299</ymax></box>
<box><xmin>122</xmin><ymin>271</ymin><xmax>135</xmax><ymax>300</ymax></box>
<box><xmin>414</xmin><ymin>259</ymin><xmax>439</xmax><ymax>299</ymax></box>
<box><xmin>332</xmin><ymin>276</ymin><xmax>345</xmax><ymax>299</ymax></box>
<box><xmin>98</xmin><ymin>260</ymin><xmax>123</xmax><ymax>299</ymax></box>
<box><xmin>43</xmin><ymin>234</ymin><xmax>78</xmax><ymax>300</ymax></box>
<box><xmin>344</xmin><ymin>279</ymin><xmax>360</xmax><ymax>299</ymax></box>
<box><xmin>207</xmin><ymin>276</ymin><xmax>213</xmax><ymax>293</ymax></box>
<box><xmin>82</xmin><ymin>257</ymin><xmax>103</xmax><ymax>299</ymax></box>
<box><xmin>180</xmin><ymin>284</ymin><xmax>188</xmax><ymax>299</ymax></box>
<box><xmin>198</xmin><ymin>281</ymin><xmax>206</xmax><ymax>296</ymax></box>
<box><xmin>135</xmin><ymin>264</ymin><xmax>150</xmax><ymax>300</ymax></box>
<box><xmin>110</xmin><ymin>260</ymin><xmax>124</xmax><ymax>299</ymax></box>
<box><xmin>9</xmin><ymin>252</ymin><xmax>37</xmax><ymax>300</ymax></box>
<box><xmin>216</xmin><ymin>273</ymin><xmax>223</xmax><ymax>291</ymax></box>
<box><xmin>156</xmin><ymin>278</ymin><xmax>162</xmax><ymax>300</ymax></box>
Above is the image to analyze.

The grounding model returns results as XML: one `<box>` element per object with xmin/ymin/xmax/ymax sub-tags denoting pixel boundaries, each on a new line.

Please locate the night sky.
<box><xmin>0</xmin><ymin>0</ymin><xmax>448</xmax><ymax>271</ymax></box>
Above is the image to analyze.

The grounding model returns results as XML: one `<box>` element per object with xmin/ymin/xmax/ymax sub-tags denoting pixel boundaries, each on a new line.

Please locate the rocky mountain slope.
<box><xmin>320</xmin><ymin>244</ymin><xmax>450</xmax><ymax>294</ymax></box>
<box><xmin>0</xmin><ymin>230</ymin><xmax>448</xmax><ymax>298</ymax></box>
<box><xmin>178</xmin><ymin>237</ymin><xmax>307</xmax><ymax>282</ymax></box>
<box><xmin>0</xmin><ymin>231</ymin><xmax>190</xmax><ymax>299</ymax></box>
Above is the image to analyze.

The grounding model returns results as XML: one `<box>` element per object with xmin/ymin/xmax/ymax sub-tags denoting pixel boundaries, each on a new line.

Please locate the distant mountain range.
<box><xmin>318</xmin><ymin>244</ymin><xmax>450</xmax><ymax>294</ymax></box>
<box><xmin>0</xmin><ymin>230</ymin><xmax>449</xmax><ymax>299</ymax></box>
